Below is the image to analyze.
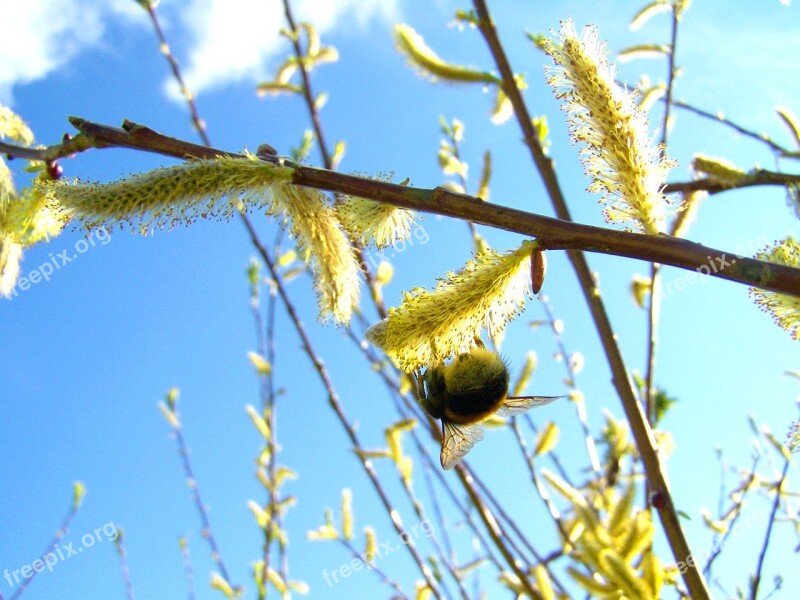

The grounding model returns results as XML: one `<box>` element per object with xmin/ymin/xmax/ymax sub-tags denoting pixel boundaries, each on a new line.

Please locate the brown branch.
<box><xmin>665</xmin><ymin>169</ymin><xmax>800</xmax><ymax>195</ymax></box>
<box><xmin>470</xmin><ymin>1</ymin><xmax>711</xmax><ymax>597</ymax></box>
<box><xmin>672</xmin><ymin>98</ymin><xmax>789</xmax><ymax>156</ymax></box>
<box><xmin>3</xmin><ymin>117</ymin><xmax>798</xmax><ymax>299</ymax></box>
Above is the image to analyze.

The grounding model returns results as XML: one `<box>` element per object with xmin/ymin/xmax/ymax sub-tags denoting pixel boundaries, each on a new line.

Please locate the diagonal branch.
<box><xmin>469</xmin><ymin>0</ymin><xmax>711</xmax><ymax>597</ymax></box>
<box><xmin>4</xmin><ymin>117</ymin><xmax>798</xmax><ymax>299</ymax></box>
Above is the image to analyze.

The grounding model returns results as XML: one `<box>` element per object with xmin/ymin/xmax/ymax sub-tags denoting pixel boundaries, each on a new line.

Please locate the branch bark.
<box><xmin>469</xmin><ymin>1</ymin><xmax>712</xmax><ymax>597</ymax></box>
<box><xmin>3</xmin><ymin>117</ymin><xmax>798</xmax><ymax>298</ymax></box>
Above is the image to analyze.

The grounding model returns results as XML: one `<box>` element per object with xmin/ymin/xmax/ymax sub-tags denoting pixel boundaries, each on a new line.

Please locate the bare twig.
<box><xmin>178</xmin><ymin>537</ymin><xmax>197</xmax><ymax>600</ymax></box>
<box><xmin>166</xmin><ymin>407</ymin><xmax>240</xmax><ymax>593</ymax></box>
<box><xmin>643</xmin><ymin>0</ymin><xmax>681</xmax><ymax>512</ymax></box>
<box><xmin>749</xmin><ymin>459</ymin><xmax>791</xmax><ymax>600</ymax></box>
<box><xmin>540</xmin><ymin>297</ymin><xmax>601</xmax><ymax>474</ymax></box>
<box><xmin>280</xmin><ymin>0</ymin><xmax>331</xmax><ymax>168</ymax></box>
<box><xmin>454</xmin><ymin>464</ymin><xmax>544</xmax><ymax>600</ymax></box>
<box><xmin>672</xmin><ymin>98</ymin><xmax>790</xmax><ymax>156</ymax></box>
<box><xmin>141</xmin><ymin>2</ymin><xmax>211</xmax><ymax>146</ymax></box>
<box><xmin>114</xmin><ymin>529</ymin><xmax>134</xmax><ymax>600</ymax></box>
<box><xmin>9</xmin><ymin>487</ymin><xmax>83</xmax><ymax>600</ymax></box>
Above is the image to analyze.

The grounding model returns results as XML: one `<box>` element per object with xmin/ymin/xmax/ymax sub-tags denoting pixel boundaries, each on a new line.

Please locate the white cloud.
<box><xmin>0</xmin><ymin>0</ymin><xmax>150</xmax><ymax>106</ymax></box>
<box><xmin>0</xmin><ymin>0</ymin><xmax>105</xmax><ymax>105</ymax></box>
<box><xmin>169</xmin><ymin>0</ymin><xmax>400</xmax><ymax>99</ymax></box>
<box><xmin>0</xmin><ymin>0</ymin><xmax>398</xmax><ymax>106</ymax></box>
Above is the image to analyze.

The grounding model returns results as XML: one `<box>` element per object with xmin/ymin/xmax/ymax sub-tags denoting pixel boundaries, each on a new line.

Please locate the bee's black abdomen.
<box><xmin>444</xmin><ymin>381</ymin><xmax>507</xmax><ymax>422</ymax></box>
<box><xmin>442</xmin><ymin>348</ymin><xmax>509</xmax><ymax>424</ymax></box>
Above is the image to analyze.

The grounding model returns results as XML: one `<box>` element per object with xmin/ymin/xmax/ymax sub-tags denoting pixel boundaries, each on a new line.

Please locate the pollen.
<box><xmin>543</xmin><ymin>20</ymin><xmax>674</xmax><ymax>234</ymax></box>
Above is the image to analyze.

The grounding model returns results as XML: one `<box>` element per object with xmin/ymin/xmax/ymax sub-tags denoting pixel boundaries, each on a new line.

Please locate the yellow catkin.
<box><xmin>367</xmin><ymin>240</ymin><xmax>536</xmax><ymax>371</ymax></box>
<box><xmin>336</xmin><ymin>195</ymin><xmax>418</xmax><ymax>248</ymax></box>
<box><xmin>749</xmin><ymin>237</ymin><xmax>800</xmax><ymax>340</ymax></box>
<box><xmin>544</xmin><ymin>20</ymin><xmax>674</xmax><ymax>234</ymax></box>
<box><xmin>41</xmin><ymin>156</ymin><xmax>361</xmax><ymax>323</ymax></box>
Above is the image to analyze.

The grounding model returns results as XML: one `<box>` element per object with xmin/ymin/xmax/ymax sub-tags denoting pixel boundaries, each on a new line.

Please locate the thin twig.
<box><xmin>280</xmin><ymin>0</ymin><xmax>331</xmax><ymax>168</ymax></box>
<box><xmin>168</xmin><ymin>410</ymin><xmax>239</xmax><ymax>591</ymax></box>
<box><xmin>276</xmin><ymin>0</ymin><xmax>386</xmax><ymax>321</ymax></box>
<box><xmin>703</xmin><ymin>457</ymin><xmax>758</xmax><ymax>577</ymax></box>
<box><xmin>249</xmin><ymin>238</ymin><xmax>288</xmax><ymax>599</ymax></box>
<box><xmin>672</xmin><ymin>98</ymin><xmax>789</xmax><ymax>156</ymax></box>
<box><xmin>138</xmin><ymin>8</ymin><xmax>258</xmax><ymax>590</ymax></box>
<box><xmin>141</xmin><ymin>1</ymin><xmax>211</xmax><ymax>146</ymax></box>
<box><xmin>644</xmin><ymin>0</ymin><xmax>680</xmax><ymax>511</ymax></box>
<box><xmin>540</xmin><ymin>296</ymin><xmax>600</xmax><ymax>474</ymax></box>
<box><xmin>178</xmin><ymin>537</ymin><xmax>197</xmax><ymax>600</ymax></box>
<box><xmin>334</xmin><ymin>537</ymin><xmax>410</xmax><ymax>599</ymax></box>
<box><xmin>749</xmin><ymin>459</ymin><xmax>790</xmax><ymax>600</ymax></box>
<box><xmin>9</xmin><ymin>488</ymin><xmax>83</xmax><ymax>600</ymax></box>
<box><xmin>114</xmin><ymin>530</ymin><xmax>134</xmax><ymax>600</ymax></box>
<box><xmin>510</xmin><ymin>419</ymin><xmax>572</xmax><ymax>547</ymax></box>
<box><xmin>454</xmin><ymin>463</ymin><xmax>544</xmax><ymax>600</ymax></box>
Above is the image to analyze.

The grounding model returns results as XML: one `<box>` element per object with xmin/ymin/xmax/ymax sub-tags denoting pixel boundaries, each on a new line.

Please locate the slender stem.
<box><xmin>749</xmin><ymin>459</ymin><xmax>790</xmax><ymax>600</ymax></box>
<box><xmin>454</xmin><ymin>464</ymin><xmax>544</xmax><ymax>600</ymax></box>
<box><xmin>249</xmin><ymin>240</ymin><xmax>285</xmax><ymax>599</ymax></box>
<box><xmin>171</xmin><ymin>418</ymin><xmax>238</xmax><ymax>589</ymax></box>
<box><xmin>142</xmin><ymin>2</ymin><xmax>211</xmax><ymax>146</ymax></box>
<box><xmin>671</xmin><ymin>98</ymin><xmax>789</xmax><ymax>155</ymax></box>
<box><xmin>281</xmin><ymin>0</ymin><xmax>331</xmax><ymax>168</ymax></box>
<box><xmin>509</xmin><ymin>420</ymin><xmax>573</xmax><ymax>595</ymax></box>
<box><xmin>336</xmin><ymin>538</ymin><xmax>410</xmax><ymax>599</ymax></box>
<box><xmin>645</xmin><ymin>3</ymin><xmax>680</xmax><ymax>428</ymax></box>
<box><xmin>470</xmin><ymin>1</ymin><xmax>711</xmax><ymax>597</ymax></box>
<box><xmin>276</xmin><ymin>0</ymin><xmax>386</xmax><ymax>320</ymax></box>
<box><xmin>115</xmin><ymin>531</ymin><xmax>135</xmax><ymax>600</ymax></box>
<box><xmin>703</xmin><ymin>458</ymin><xmax>758</xmax><ymax>577</ymax></box>
<box><xmin>540</xmin><ymin>297</ymin><xmax>600</xmax><ymax>474</ymax></box>
<box><xmin>9</xmin><ymin>490</ymin><xmax>82</xmax><ymax>600</ymax></box>
<box><xmin>446</xmin><ymin>124</ymin><xmax>480</xmax><ymax>239</ymax></box>
<box><xmin>659</xmin><ymin>7</ymin><xmax>679</xmax><ymax>149</ymax></box>
<box><xmin>179</xmin><ymin>537</ymin><xmax>197</xmax><ymax>600</ymax></box>
<box><xmin>644</xmin><ymin>264</ymin><xmax>661</xmax><ymax>426</ymax></box>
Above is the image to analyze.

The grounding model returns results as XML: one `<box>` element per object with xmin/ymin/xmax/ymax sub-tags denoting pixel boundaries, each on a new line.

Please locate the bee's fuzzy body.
<box><xmin>419</xmin><ymin>348</ymin><xmax>510</xmax><ymax>424</ymax></box>
<box><xmin>415</xmin><ymin>345</ymin><xmax>560</xmax><ymax>469</ymax></box>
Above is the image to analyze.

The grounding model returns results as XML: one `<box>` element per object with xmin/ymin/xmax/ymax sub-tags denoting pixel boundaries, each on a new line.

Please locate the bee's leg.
<box><xmin>413</xmin><ymin>370</ymin><xmax>426</xmax><ymax>401</ymax></box>
<box><xmin>416</xmin><ymin>367</ymin><xmax>445</xmax><ymax>419</ymax></box>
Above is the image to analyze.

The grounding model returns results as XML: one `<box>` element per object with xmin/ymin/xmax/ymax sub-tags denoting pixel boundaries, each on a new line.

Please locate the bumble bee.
<box><xmin>416</xmin><ymin>347</ymin><xmax>562</xmax><ymax>469</ymax></box>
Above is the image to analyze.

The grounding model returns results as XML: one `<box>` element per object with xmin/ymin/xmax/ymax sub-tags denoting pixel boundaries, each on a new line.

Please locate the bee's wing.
<box><xmin>497</xmin><ymin>395</ymin><xmax>563</xmax><ymax>417</ymax></box>
<box><xmin>440</xmin><ymin>420</ymin><xmax>485</xmax><ymax>470</ymax></box>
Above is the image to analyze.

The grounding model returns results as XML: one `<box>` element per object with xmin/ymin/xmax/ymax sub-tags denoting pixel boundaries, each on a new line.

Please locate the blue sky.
<box><xmin>1</xmin><ymin>1</ymin><xmax>799</xmax><ymax>598</ymax></box>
